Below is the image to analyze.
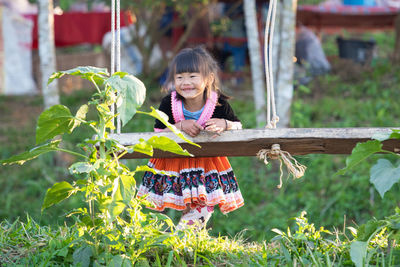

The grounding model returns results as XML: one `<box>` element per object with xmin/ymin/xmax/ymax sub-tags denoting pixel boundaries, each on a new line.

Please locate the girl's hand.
<box><xmin>204</xmin><ymin>118</ymin><xmax>226</xmax><ymax>134</ymax></box>
<box><xmin>180</xmin><ymin>120</ymin><xmax>204</xmax><ymax>137</ymax></box>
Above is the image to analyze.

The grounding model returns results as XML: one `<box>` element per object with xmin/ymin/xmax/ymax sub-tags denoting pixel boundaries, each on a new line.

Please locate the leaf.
<box><xmin>36</xmin><ymin>105</ymin><xmax>76</xmax><ymax>144</ymax></box>
<box><xmin>372</xmin><ymin>129</ymin><xmax>400</xmax><ymax>142</ymax></box>
<box><xmin>72</xmin><ymin>246</ymin><xmax>93</xmax><ymax>267</ymax></box>
<box><xmin>337</xmin><ymin>140</ymin><xmax>382</xmax><ymax>175</ymax></box>
<box><xmin>350</xmin><ymin>241</ymin><xmax>367</xmax><ymax>267</ymax></box>
<box><xmin>42</xmin><ymin>181</ymin><xmax>75</xmax><ymax>211</ymax></box>
<box><xmin>133</xmin><ymin>140</ymin><xmax>153</xmax><ymax>156</ymax></box>
<box><xmin>370</xmin><ymin>159</ymin><xmax>400</xmax><ymax>198</ymax></box>
<box><xmin>108</xmin><ymin>175</ymin><xmax>136</xmax><ymax>219</ymax></box>
<box><xmin>109</xmin><ymin>255</ymin><xmax>133</xmax><ymax>267</ymax></box>
<box><xmin>72</xmin><ymin>104</ymin><xmax>89</xmax><ymax>129</ymax></box>
<box><xmin>105</xmin><ymin>73</ymin><xmax>146</xmax><ymax>126</ymax></box>
<box><xmin>147</xmin><ymin>136</ymin><xmax>192</xmax><ymax>156</ymax></box>
<box><xmin>137</xmin><ymin>108</ymin><xmax>200</xmax><ymax>148</ymax></box>
<box><xmin>48</xmin><ymin>66</ymin><xmax>108</xmax><ymax>86</ymax></box>
<box><xmin>69</xmin><ymin>162</ymin><xmax>94</xmax><ymax>175</ymax></box>
<box><xmin>1</xmin><ymin>140</ymin><xmax>61</xmax><ymax>165</ymax></box>
<box><xmin>134</xmin><ymin>165</ymin><xmax>170</xmax><ymax>176</ymax></box>
<box><xmin>357</xmin><ymin>219</ymin><xmax>382</xmax><ymax>241</ymax></box>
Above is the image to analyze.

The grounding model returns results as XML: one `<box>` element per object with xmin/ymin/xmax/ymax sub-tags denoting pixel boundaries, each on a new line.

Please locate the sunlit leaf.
<box><xmin>69</xmin><ymin>162</ymin><xmax>94</xmax><ymax>174</ymax></box>
<box><xmin>48</xmin><ymin>66</ymin><xmax>108</xmax><ymax>86</ymax></box>
<box><xmin>350</xmin><ymin>241</ymin><xmax>367</xmax><ymax>267</ymax></box>
<box><xmin>36</xmin><ymin>105</ymin><xmax>75</xmax><ymax>144</ymax></box>
<box><xmin>137</xmin><ymin>107</ymin><xmax>200</xmax><ymax>148</ymax></box>
<box><xmin>134</xmin><ymin>165</ymin><xmax>171</xmax><ymax>175</ymax></box>
<box><xmin>1</xmin><ymin>140</ymin><xmax>61</xmax><ymax>165</ymax></box>
<box><xmin>105</xmin><ymin>73</ymin><xmax>146</xmax><ymax>126</ymax></box>
<box><xmin>42</xmin><ymin>181</ymin><xmax>75</xmax><ymax>211</ymax></box>
<box><xmin>133</xmin><ymin>139</ymin><xmax>153</xmax><ymax>156</ymax></box>
<box><xmin>337</xmin><ymin>140</ymin><xmax>382</xmax><ymax>175</ymax></box>
<box><xmin>108</xmin><ymin>175</ymin><xmax>136</xmax><ymax>219</ymax></box>
<box><xmin>370</xmin><ymin>159</ymin><xmax>400</xmax><ymax>198</ymax></box>
<box><xmin>72</xmin><ymin>104</ymin><xmax>89</xmax><ymax>129</ymax></box>
<box><xmin>147</xmin><ymin>136</ymin><xmax>192</xmax><ymax>156</ymax></box>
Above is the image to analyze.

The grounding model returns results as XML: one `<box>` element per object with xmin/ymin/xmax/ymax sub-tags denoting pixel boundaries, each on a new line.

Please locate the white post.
<box><xmin>38</xmin><ymin>0</ymin><xmax>59</xmax><ymax>109</ymax></box>
<box><xmin>243</xmin><ymin>0</ymin><xmax>267</xmax><ymax>128</ymax></box>
<box><xmin>273</xmin><ymin>0</ymin><xmax>297</xmax><ymax>127</ymax></box>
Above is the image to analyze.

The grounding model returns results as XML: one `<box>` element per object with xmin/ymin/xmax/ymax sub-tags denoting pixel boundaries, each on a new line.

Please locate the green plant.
<box><xmin>271</xmin><ymin>211</ymin><xmax>350</xmax><ymax>266</ymax></box>
<box><xmin>338</xmin><ymin>129</ymin><xmax>400</xmax><ymax>266</ymax></box>
<box><xmin>0</xmin><ymin>66</ymin><xmax>199</xmax><ymax>265</ymax></box>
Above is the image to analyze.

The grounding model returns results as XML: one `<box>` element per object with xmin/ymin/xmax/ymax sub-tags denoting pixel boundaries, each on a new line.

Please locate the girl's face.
<box><xmin>174</xmin><ymin>72</ymin><xmax>207</xmax><ymax>103</ymax></box>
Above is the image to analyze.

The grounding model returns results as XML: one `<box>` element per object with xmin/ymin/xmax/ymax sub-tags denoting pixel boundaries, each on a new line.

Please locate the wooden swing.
<box><xmin>108</xmin><ymin>0</ymin><xmax>400</xmax><ymax>159</ymax></box>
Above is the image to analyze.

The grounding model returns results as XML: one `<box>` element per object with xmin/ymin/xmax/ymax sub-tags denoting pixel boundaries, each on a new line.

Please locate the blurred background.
<box><xmin>0</xmin><ymin>0</ymin><xmax>399</xmax><ymax>241</ymax></box>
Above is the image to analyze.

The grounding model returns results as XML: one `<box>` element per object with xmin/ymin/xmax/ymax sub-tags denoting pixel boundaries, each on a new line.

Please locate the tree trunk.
<box><xmin>243</xmin><ymin>0</ymin><xmax>267</xmax><ymax>128</ymax></box>
<box><xmin>38</xmin><ymin>0</ymin><xmax>59</xmax><ymax>109</ymax></box>
<box><xmin>272</xmin><ymin>0</ymin><xmax>297</xmax><ymax>127</ymax></box>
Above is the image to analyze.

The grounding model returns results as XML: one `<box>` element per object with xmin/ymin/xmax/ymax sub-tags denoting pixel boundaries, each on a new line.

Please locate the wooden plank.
<box><xmin>110</xmin><ymin>128</ymin><xmax>400</xmax><ymax>158</ymax></box>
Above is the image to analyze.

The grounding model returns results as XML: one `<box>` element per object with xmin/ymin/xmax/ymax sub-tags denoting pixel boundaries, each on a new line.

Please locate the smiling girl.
<box><xmin>137</xmin><ymin>46</ymin><xmax>243</xmax><ymax>229</ymax></box>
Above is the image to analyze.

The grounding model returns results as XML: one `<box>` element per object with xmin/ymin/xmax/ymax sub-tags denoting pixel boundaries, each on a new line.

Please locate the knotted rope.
<box><xmin>257</xmin><ymin>144</ymin><xmax>306</xmax><ymax>188</ymax></box>
<box><xmin>258</xmin><ymin>0</ymin><xmax>306</xmax><ymax>186</ymax></box>
<box><xmin>111</xmin><ymin>0</ymin><xmax>121</xmax><ymax>134</ymax></box>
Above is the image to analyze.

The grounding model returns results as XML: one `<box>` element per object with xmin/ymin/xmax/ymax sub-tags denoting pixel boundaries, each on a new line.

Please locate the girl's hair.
<box><xmin>162</xmin><ymin>46</ymin><xmax>227</xmax><ymax>101</ymax></box>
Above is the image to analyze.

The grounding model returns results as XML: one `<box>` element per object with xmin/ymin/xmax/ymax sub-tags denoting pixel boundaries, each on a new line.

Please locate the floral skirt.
<box><xmin>137</xmin><ymin>156</ymin><xmax>244</xmax><ymax>214</ymax></box>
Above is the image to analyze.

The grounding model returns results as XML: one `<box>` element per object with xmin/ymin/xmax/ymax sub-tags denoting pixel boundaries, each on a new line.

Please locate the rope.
<box><xmin>264</xmin><ymin>0</ymin><xmax>279</xmax><ymax>129</ymax></box>
<box><xmin>257</xmin><ymin>144</ymin><xmax>306</xmax><ymax>188</ymax></box>
<box><xmin>110</xmin><ymin>0</ymin><xmax>115</xmax><ymax>133</ymax></box>
<box><xmin>258</xmin><ymin>0</ymin><xmax>306</xmax><ymax>186</ymax></box>
<box><xmin>110</xmin><ymin>0</ymin><xmax>122</xmax><ymax>134</ymax></box>
<box><xmin>116</xmin><ymin>0</ymin><xmax>121</xmax><ymax>133</ymax></box>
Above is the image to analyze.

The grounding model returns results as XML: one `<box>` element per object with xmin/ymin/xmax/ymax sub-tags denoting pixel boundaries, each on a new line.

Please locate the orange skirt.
<box><xmin>137</xmin><ymin>157</ymin><xmax>244</xmax><ymax>214</ymax></box>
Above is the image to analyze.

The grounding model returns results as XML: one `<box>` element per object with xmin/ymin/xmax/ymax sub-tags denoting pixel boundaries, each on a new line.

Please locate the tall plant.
<box><xmin>0</xmin><ymin>66</ymin><xmax>198</xmax><ymax>264</ymax></box>
<box><xmin>338</xmin><ymin>130</ymin><xmax>400</xmax><ymax>267</ymax></box>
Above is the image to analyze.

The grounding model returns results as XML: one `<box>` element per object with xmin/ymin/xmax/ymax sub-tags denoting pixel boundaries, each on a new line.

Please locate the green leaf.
<box><xmin>48</xmin><ymin>66</ymin><xmax>108</xmax><ymax>86</ymax></box>
<box><xmin>134</xmin><ymin>165</ymin><xmax>170</xmax><ymax>175</ymax></box>
<box><xmin>1</xmin><ymin>140</ymin><xmax>61</xmax><ymax>165</ymax></box>
<box><xmin>137</xmin><ymin>107</ymin><xmax>200</xmax><ymax>148</ymax></box>
<box><xmin>105</xmin><ymin>73</ymin><xmax>146</xmax><ymax>126</ymax></box>
<box><xmin>350</xmin><ymin>241</ymin><xmax>367</xmax><ymax>267</ymax></box>
<box><xmin>42</xmin><ymin>181</ymin><xmax>75</xmax><ymax>211</ymax></box>
<box><xmin>370</xmin><ymin>159</ymin><xmax>400</xmax><ymax>198</ymax></box>
<box><xmin>132</xmin><ymin>140</ymin><xmax>153</xmax><ymax>156</ymax></box>
<box><xmin>147</xmin><ymin>136</ymin><xmax>192</xmax><ymax>156</ymax></box>
<box><xmin>372</xmin><ymin>129</ymin><xmax>400</xmax><ymax>141</ymax></box>
<box><xmin>72</xmin><ymin>246</ymin><xmax>93</xmax><ymax>267</ymax></box>
<box><xmin>337</xmin><ymin>140</ymin><xmax>382</xmax><ymax>175</ymax></box>
<box><xmin>108</xmin><ymin>175</ymin><xmax>136</xmax><ymax>219</ymax></box>
<box><xmin>109</xmin><ymin>255</ymin><xmax>133</xmax><ymax>267</ymax></box>
<box><xmin>36</xmin><ymin>105</ymin><xmax>76</xmax><ymax>144</ymax></box>
<box><xmin>72</xmin><ymin>104</ymin><xmax>89</xmax><ymax>129</ymax></box>
<box><xmin>357</xmin><ymin>219</ymin><xmax>383</xmax><ymax>241</ymax></box>
<box><xmin>69</xmin><ymin>162</ymin><xmax>94</xmax><ymax>174</ymax></box>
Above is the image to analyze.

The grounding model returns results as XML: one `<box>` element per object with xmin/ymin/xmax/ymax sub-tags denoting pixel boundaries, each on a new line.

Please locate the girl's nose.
<box><xmin>182</xmin><ymin>77</ymin><xmax>190</xmax><ymax>84</ymax></box>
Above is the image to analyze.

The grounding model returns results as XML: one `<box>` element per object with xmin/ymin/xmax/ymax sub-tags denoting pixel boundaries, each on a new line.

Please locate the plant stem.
<box><xmin>91</xmin><ymin>76</ymin><xmax>102</xmax><ymax>94</ymax></box>
<box><xmin>56</xmin><ymin>148</ymin><xmax>89</xmax><ymax>159</ymax></box>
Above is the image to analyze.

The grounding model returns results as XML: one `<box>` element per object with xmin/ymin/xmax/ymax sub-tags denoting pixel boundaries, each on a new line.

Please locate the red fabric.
<box><xmin>24</xmin><ymin>11</ymin><xmax>133</xmax><ymax>49</ymax></box>
<box><xmin>299</xmin><ymin>4</ymin><xmax>400</xmax><ymax>14</ymax></box>
<box><xmin>297</xmin><ymin>5</ymin><xmax>400</xmax><ymax>30</ymax></box>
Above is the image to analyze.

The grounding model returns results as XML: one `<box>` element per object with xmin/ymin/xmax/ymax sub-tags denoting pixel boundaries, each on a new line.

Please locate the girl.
<box><xmin>137</xmin><ymin>46</ymin><xmax>244</xmax><ymax>228</ymax></box>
